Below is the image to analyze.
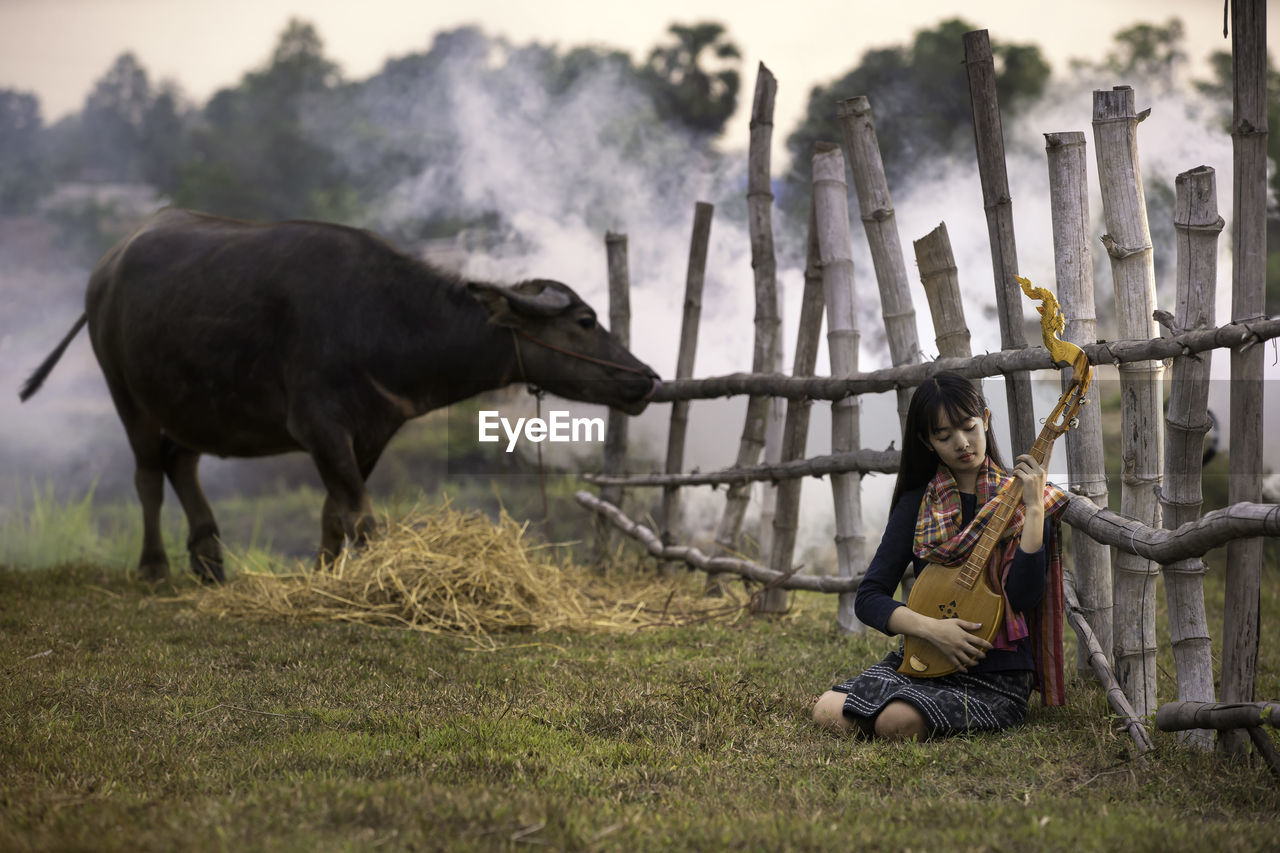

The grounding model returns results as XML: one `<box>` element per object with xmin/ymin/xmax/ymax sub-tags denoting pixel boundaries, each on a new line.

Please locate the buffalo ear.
<box><xmin>466</xmin><ymin>281</ymin><xmax>520</xmax><ymax>328</ymax></box>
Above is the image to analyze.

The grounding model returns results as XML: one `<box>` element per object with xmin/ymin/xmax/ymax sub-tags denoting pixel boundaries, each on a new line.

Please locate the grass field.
<box><xmin>2</xmin><ymin>553</ymin><xmax>1277</xmax><ymax>852</ymax></box>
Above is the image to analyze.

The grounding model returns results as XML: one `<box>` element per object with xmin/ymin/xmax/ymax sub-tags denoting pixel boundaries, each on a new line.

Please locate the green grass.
<box><xmin>1</xmin><ymin>560</ymin><xmax>1277</xmax><ymax>852</ymax></box>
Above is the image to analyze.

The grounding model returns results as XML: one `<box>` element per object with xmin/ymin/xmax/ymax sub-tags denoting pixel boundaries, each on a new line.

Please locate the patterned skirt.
<box><xmin>831</xmin><ymin>649</ymin><xmax>1034</xmax><ymax>736</ymax></box>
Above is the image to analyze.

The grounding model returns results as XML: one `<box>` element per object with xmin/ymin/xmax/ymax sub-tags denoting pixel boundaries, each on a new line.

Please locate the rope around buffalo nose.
<box><xmin>511</xmin><ymin>330</ymin><xmax>549</xmax><ymax>523</ymax></box>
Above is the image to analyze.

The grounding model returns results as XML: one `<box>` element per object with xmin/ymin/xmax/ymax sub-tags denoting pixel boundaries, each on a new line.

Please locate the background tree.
<box><xmin>0</xmin><ymin>89</ymin><xmax>51</xmax><ymax>213</ymax></box>
<box><xmin>642</xmin><ymin>22</ymin><xmax>741</xmax><ymax>138</ymax></box>
<box><xmin>171</xmin><ymin>18</ymin><xmax>354</xmax><ymax>222</ymax></box>
<box><xmin>782</xmin><ymin>19</ymin><xmax>1049</xmax><ymax>216</ymax></box>
<box><xmin>1099</xmin><ymin>18</ymin><xmax>1188</xmax><ymax>94</ymax></box>
<box><xmin>79</xmin><ymin>52</ymin><xmax>153</xmax><ymax>182</ymax></box>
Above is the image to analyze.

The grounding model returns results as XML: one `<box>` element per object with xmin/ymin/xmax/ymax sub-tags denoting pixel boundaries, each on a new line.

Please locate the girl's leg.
<box><xmin>812</xmin><ymin>690</ymin><xmax>856</xmax><ymax>733</ymax></box>
<box><xmin>873</xmin><ymin>700</ymin><xmax>929</xmax><ymax>740</ymax></box>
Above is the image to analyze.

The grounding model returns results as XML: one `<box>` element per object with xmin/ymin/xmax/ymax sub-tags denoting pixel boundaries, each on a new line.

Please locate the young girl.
<box><xmin>812</xmin><ymin>372</ymin><xmax>1069</xmax><ymax>740</ymax></box>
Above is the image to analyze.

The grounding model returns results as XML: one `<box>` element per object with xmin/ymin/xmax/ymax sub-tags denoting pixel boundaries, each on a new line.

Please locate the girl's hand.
<box><xmin>923</xmin><ymin>618</ymin><xmax>992</xmax><ymax>672</ymax></box>
<box><xmin>1011</xmin><ymin>448</ymin><xmax>1050</xmax><ymax>509</ymax></box>
<box><xmin>1012</xmin><ymin>447</ymin><xmax>1049</xmax><ymax>553</ymax></box>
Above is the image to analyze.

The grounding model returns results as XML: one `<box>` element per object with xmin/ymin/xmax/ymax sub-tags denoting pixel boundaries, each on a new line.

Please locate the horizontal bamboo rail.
<box><xmin>1060</xmin><ymin>497</ymin><xmax>1280</xmax><ymax>564</ymax></box>
<box><xmin>1157</xmin><ymin>700</ymin><xmax>1280</xmax><ymax>776</ymax></box>
<box><xmin>574</xmin><ymin>490</ymin><xmax>857</xmax><ymax>593</ymax></box>
<box><xmin>584</xmin><ymin>449</ymin><xmax>899</xmax><ymax>488</ymax></box>
<box><xmin>577</xmin><ymin>489</ymin><xmax>1280</xmax><ymax>592</ymax></box>
<box><xmin>647</xmin><ymin>315</ymin><xmax>1280</xmax><ymax>402</ymax></box>
<box><xmin>1156</xmin><ymin>701</ymin><xmax>1280</xmax><ymax>731</ymax></box>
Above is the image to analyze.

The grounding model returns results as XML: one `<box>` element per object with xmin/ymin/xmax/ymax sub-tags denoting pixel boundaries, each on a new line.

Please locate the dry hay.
<box><xmin>193</xmin><ymin>503</ymin><xmax>748</xmax><ymax>645</ymax></box>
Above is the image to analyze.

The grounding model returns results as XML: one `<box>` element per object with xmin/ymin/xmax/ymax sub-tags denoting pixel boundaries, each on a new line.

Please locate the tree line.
<box><xmin>1</xmin><ymin>15</ymin><xmax>1275</xmax><ymax>307</ymax></box>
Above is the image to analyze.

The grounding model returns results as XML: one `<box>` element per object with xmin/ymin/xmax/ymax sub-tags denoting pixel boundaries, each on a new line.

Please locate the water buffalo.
<box><xmin>20</xmin><ymin>207</ymin><xmax>660</xmax><ymax>583</ymax></box>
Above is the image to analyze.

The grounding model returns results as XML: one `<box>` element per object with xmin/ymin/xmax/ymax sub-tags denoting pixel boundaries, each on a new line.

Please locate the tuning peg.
<box><xmin>1070</xmin><ymin>417</ymin><xmax>1080</xmax><ymax>429</ymax></box>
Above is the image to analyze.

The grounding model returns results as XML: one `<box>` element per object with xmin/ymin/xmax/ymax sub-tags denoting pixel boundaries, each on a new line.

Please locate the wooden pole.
<box><xmin>1222</xmin><ymin>0</ymin><xmax>1268</xmax><ymax>757</ymax></box>
<box><xmin>812</xmin><ymin>141</ymin><xmax>865</xmax><ymax>631</ymax></box>
<box><xmin>661</xmin><ymin>202</ymin><xmax>713</xmax><ymax>551</ymax></box>
<box><xmin>836</xmin><ymin>95</ymin><xmax>921</xmax><ymax>431</ymax></box>
<box><xmin>760</xmin><ymin>201</ymin><xmax>825</xmax><ymax>611</ymax></box>
<box><xmin>1093</xmin><ymin>85</ymin><xmax>1164</xmax><ymax>719</ymax></box>
<box><xmin>914</xmin><ymin>223</ymin><xmax>972</xmax><ymax>360</ymax></box>
<box><xmin>757</xmin><ymin>282</ymin><xmax>786</xmax><ymax>563</ymax></box>
<box><xmin>1164</xmin><ymin>165</ymin><xmax>1223</xmax><ymax>750</ymax></box>
<box><xmin>963</xmin><ymin>29</ymin><xmax>1036</xmax><ymax>457</ymax></box>
<box><xmin>1044</xmin><ymin>130</ymin><xmax>1113</xmax><ymax>680</ymax></box>
<box><xmin>596</xmin><ymin>231</ymin><xmax>632</xmax><ymax>562</ymax></box>
<box><xmin>714</xmin><ymin>63</ymin><xmax>779</xmax><ymax>561</ymax></box>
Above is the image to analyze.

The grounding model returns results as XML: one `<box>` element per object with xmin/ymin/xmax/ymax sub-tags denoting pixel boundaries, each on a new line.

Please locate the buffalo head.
<box><xmin>466</xmin><ymin>279</ymin><xmax>660</xmax><ymax>415</ymax></box>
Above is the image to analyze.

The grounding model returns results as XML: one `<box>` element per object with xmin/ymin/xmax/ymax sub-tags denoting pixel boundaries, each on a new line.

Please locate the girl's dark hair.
<box><xmin>889</xmin><ymin>371</ymin><xmax>1005</xmax><ymax>511</ymax></box>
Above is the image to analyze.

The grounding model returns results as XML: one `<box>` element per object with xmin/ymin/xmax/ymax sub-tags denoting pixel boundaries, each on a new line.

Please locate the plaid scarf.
<box><xmin>912</xmin><ymin>456</ymin><xmax>1070</xmax><ymax>706</ymax></box>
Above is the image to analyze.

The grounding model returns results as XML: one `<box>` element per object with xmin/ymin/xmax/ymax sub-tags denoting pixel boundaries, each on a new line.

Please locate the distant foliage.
<box><xmin>0</xmin><ymin>89</ymin><xmax>50</xmax><ymax>213</ymax></box>
<box><xmin>782</xmin><ymin>18</ymin><xmax>1049</xmax><ymax>215</ymax></box>
<box><xmin>642</xmin><ymin>22</ymin><xmax>742</xmax><ymax>137</ymax></box>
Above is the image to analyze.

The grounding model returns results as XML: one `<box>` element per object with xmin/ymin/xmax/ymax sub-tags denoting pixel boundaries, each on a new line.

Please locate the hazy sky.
<box><xmin>0</xmin><ymin>0</ymin><xmax>1266</xmax><ymax>153</ymax></box>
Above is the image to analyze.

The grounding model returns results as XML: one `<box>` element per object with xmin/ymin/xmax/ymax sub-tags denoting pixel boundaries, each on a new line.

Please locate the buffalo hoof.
<box><xmin>138</xmin><ymin>559</ymin><xmax>171</xmax><ymax>583</ymax></box>
<box><xmin>191</xmin><ymin>556</ymin><xmax>225</xmax><ymax>585</ymax></box>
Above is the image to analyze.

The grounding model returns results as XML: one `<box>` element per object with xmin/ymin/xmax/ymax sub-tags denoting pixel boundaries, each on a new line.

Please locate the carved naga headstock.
<box><xmin>1016</xmin><ymin>275</ymin><xmax>1093</xmax><ymax>440</ymax></box>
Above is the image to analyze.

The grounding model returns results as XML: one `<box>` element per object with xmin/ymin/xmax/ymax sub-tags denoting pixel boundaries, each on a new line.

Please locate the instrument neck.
<box><xmin>956</xmin><ymin>426</ymin><xmax>1056</xmax><ymax>590</ymax></box>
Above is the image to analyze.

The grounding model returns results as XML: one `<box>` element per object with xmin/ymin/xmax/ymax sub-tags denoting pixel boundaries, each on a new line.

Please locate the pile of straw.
<box><xmin>193</xmin><ymin>503</ymin><xmax>744</xmax><ymax>643</ymax></box>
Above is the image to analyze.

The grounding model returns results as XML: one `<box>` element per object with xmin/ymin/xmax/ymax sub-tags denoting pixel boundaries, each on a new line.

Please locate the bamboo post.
<box><xmin>836</xmin><ymin>96</ymin><xmax>921</xmax><ymax>431</ymax></box>
<box><xmin>713</xmin><ymin>63</ymin><xmax>779</xmax><ymax>562</ymax></box>
<box><xmin>595</xmin><ymin>231</ymin><xmax>632</xmax><ymax>562</ymax></box>
<box><xmin>812</xmin><ymin>142</ymin><xmax>865</xmax><ymax>632</ymax></box>
<box><xmin>1064</xmin><ymin>578</ymin><xmax>1153</xmax><ymax>754</ymax></box>
<box><xmin>758</xmin><ymin>202</ymin><xmax>826</xmax><ymax>613</ymax></box>
<box><xmin>1222</xmin><ymin>0</ymin><xmax>1268</xmax><ymax>757</ymax></box>
<box><xmin>914</xmin><ymin>223</ymin><xmax>972</xmax><ymax>359</ymax></box>
<box><xmin>661</xmin><ymin>202</ymin><xmax>713</xmax><ymax>551</ymax></box>
<box><xmin>1045</xmin><ymin>130</ymin><xmax>1113</xmax><ymax>680</ymax></box>
<box><xmin>757</xmin><ymin>282</ymin><xmax>786</xmax><ymax>562</ymax></box>
<box><xmin>1163</xmin><ymin>165</ymin><xmax>1223</xmax><ymax>749</ymax></box>
<box><xmin>1092</xmin><ymin>85</ymin><xmax>1164</xmax><ymax>718</ymax></box>
<box><xmin>963</xmin><ymin>29</ymin><xmax>1036</xmax><ymax>457</ymax></box>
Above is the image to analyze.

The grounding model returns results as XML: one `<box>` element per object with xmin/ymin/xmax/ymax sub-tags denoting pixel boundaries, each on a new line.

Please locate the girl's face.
<box><xmin>924</xmin><ymin>408</ymin><xmax>988</xmax><ymax>483</ymax></box>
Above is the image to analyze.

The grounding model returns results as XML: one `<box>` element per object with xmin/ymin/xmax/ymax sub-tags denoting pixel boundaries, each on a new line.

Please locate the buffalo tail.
<box><xmin>19</xmin><ymin>314</ymin><xmax>88</xmax><ymax>402</ymax></box>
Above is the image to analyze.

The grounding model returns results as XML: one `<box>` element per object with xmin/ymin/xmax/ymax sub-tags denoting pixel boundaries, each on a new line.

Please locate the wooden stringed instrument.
<box><xmin>898</xmin><ymin>276</ymin><xmax>1093</xmax><ymax>677</ymax></box>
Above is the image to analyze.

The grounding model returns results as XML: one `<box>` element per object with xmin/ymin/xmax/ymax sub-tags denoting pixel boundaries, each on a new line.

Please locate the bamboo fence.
<box><xmin>762</xmin><ymin>199</ymin><xmax>825</xmax><ymax>610</ymax></box>
<box><xmin>660</xmin><ymin>202</ymin><xmax>713</xmax><ymax>553</ymax></box>
<box><xmin>712</xmin><ymin>62</ymin><xmax>779</xmax><ymax>566</ymax></box>
<box><xmin>1045</xmin><ymin>130</ymin><xmax>1113</xmax><ymax>680</ymax></box>
<box><xmin>836</xmin><ymin>95</ymin><xmax>921</xmax><ymax>430</ymax></box>
<box><xmin>593</xmin><ymin>231</ymin><xmax>631</xmax><ymax>561</ymax></box>
<box><xmin>1093</xmin><ymin>84</ymin><xmax>1164</xmax><ymax>721</ymax></box>
<box><xmin>914</xmin><ymin>223</ymin><xmax>972</xmax><ymax>360</ymax></box>
<box><xmin>811</xmin><ymin>142</ymin><xmax>864</xmax><ymax>630</ymax></box>
<box><xmin>1222</xmin><ymin>0</ymin><xmax>1268</xmax><ymax>757</ymax></box>
<box><xmin>1162</xmin><ymin>165</ymin><xmax>1223</xmax><ymax>749</ymax></box>
<box><xmin>579</xmin><ymin>21</ymin><xmax>1276</xmax><ymax>760</ymax></box>
<box><xmin>963</xmin><ymin>29</ymin><xmax>1035</xmax><ymax>457</ymax></box>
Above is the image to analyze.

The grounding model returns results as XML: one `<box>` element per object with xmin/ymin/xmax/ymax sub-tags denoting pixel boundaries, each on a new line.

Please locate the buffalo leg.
<box><xmin>113</xmin><ymin>402</ymin><xmax>171</xmax><ymax>582</ymax></box>
<box><xmin>133</xmin><ymin>462</ymin><xmax>170</xmax><ymax>582</ymax></box>
<box><xmin>163</xmin><ymin>445</ymin><xmax>224</xmax><ymax>583</ymax></box>
<box><xmin>294</xmin><ymin>424</ymin><xmax>375</xmax><ymax>567</ymax></box>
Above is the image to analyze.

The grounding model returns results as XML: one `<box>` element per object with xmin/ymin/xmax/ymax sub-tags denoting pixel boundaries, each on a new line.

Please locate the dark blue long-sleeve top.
<box><xmin>853</xmin><ymin>484</ymin><xmax>1050</xmax><ymax>672</ymax></box>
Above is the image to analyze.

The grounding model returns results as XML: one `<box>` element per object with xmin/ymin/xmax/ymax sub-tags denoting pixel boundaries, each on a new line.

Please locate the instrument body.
<box><xmin>897</xmin><ymin>277</ymin><xmax>1092</xmax><ymax>678</ymax></box>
